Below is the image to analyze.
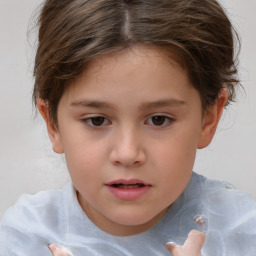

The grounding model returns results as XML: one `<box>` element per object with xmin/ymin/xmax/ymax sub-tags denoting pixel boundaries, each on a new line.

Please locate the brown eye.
<box><xmin>82</xmin><ymin>116</ymin><xmax>110</xmax><ymax>127</ymax></box>
<box><xmin>146</xmin><ymin>115</ymin><xmax>173</xmax><ymax>127</ymax></box>
<box><xmin>152</xmin><ymin>116</ymin><xmax>167</xmax><ymax>126</ymax></box>
<box><xmin>90</xmin><ymin>117</ymin><xmax>106</xmax><ymax>126</ymax></box>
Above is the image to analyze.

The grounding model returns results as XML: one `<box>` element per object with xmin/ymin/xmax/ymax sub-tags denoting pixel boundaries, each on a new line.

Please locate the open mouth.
<box><xmin>106</xmin><ymin>179</ymin><xmax>151</xmax><ymax>189</ymax></box>
<box><xmin>111</xmin><ymin>183</ymin><xmax>145</xmax><ymax>189</ymax></box>
<box><xmin>106</xmin><ymin>179</ymin><xmax>151</xmax><ymax>200</ymax></box>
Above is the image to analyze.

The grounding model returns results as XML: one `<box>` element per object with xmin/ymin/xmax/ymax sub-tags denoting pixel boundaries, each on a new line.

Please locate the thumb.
<box><xmin>184</xmin><ymin>230</ymin><xmax>206</xmax><ymax>251</ymax></box>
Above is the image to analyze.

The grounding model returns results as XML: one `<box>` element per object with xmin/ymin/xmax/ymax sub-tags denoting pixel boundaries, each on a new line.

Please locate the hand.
<box><xmin>48</xmin><ymin>244</ymin><xmax>74</xmax><ymax>256</ymax></box>
<box><xmin>48</xmin><ymin>230</ymin><xmax>205</xmax><ymax>256</ymax></box>
<box><xmin>165</xmin><ymin>230</ymin><xmax>206</xmax><ymax>256</ymax></box>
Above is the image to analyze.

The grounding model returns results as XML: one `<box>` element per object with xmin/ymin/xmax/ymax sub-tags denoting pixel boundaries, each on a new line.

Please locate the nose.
<box><xmin>109</xmin><ymin>127</ymin><xmax>146</xmax><ymax>167</ymax></box>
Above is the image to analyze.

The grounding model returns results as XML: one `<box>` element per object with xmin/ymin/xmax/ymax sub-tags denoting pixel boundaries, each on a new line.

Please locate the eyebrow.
<box><xmin>71</xmin><ymin>100</ymin><xmax>116</xmax><ymax>110</ymax></box>
<box><xmin>139</xmin><ymin>99</ymin><xmax>187</xmax><ymax>110</ymax></box>
<box><xmin>70</xmin><ymin>98</ymin><xmax>187</xmax><ymax>110</ymax></box>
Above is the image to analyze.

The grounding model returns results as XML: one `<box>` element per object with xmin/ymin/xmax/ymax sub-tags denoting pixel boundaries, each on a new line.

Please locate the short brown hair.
<box><xmin>33</xmin><ymin>0</ymin><xmax>240</xmax><ymax>124</ymax></box>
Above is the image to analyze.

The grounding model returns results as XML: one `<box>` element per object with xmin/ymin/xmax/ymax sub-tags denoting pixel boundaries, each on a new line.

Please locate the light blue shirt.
<box><xmin>1</xmin><ymin>172</ymin><xmax>256</xmax><ymax>255</ymax></box>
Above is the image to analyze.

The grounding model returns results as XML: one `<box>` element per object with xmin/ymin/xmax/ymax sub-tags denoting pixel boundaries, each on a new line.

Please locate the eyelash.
<box><xmin>81</xmin><ymin>115</ymin><xmax>174</xmax><ymax>128</ymax></box>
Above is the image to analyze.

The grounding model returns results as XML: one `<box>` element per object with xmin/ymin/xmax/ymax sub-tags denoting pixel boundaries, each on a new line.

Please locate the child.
<box><xmin>0</xmin><ymin>0</ymin><xmax>256</xmax><ymax>255</ymax></box>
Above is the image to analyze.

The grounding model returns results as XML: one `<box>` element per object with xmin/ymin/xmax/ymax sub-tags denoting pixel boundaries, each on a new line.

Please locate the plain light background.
<box><xmin>0</xmin><ymin>0</ymin><xmax>255</xmax><ymax>218</ymax></box>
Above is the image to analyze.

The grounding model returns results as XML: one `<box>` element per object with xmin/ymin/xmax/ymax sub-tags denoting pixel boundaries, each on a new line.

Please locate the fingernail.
<box><xmin>165</xmin><ymin>241</ymin><xmax>176</xmax><ymax>250</ymax></box>
<box><xmin>193</xmin><ymin>214</ymin><xmax>206</xmax><ymax>226</ymax></box>
<box><xmin>48</xmin><ymin>244</ymin><xmax>61</xmax><ymax>250</ymax></box>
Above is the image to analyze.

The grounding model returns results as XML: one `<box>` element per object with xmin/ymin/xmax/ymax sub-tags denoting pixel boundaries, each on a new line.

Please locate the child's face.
<box><xmin>41</xmin><ymin>46</ymin><xmax>222</xmax><ymax>236</ymax></box>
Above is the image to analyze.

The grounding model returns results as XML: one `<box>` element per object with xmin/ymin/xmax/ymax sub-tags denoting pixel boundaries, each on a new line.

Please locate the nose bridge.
<box><xmin>110</xmin><ymin>124</ymin><xmax>145</xmax><ymax>167</ymax></box>
<box><xmin>120</xmin><ymin>125</ymin><xmax>139</xmax><ymax>151</ymax></box>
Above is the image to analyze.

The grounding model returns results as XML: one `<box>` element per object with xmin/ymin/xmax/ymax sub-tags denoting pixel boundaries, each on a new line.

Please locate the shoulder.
<box><xmin>190</xmin><ymin>172</ymin><xmax>256</xmax><ymax>255</ymax></box>
<box><xmin>189</xmin><ymin>172</ymin><xmax>256</xmax><ymax>228</ymax></box>
<box><xmin>0</xmin><ymin>183</ymin><xmax>70</xmax><ymax>255</ymax></box>
<box><xmin>1</xmin><ymin>186</ymin><xmax>63</xmax><ymax>228</ymax></box>
<box><xmin>192</xmin><ymin>172</ymin><xmax>256</xmax><ymax>220</ymax></box>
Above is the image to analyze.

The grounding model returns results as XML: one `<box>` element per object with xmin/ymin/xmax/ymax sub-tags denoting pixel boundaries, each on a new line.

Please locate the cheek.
<box><xmin>153</xmin><ymin>130</ymin><xmax>199</xmax><ymax>168</ymax></box>
<box><xmin>62</xmin><ymin>135</ymin><xmax>107</xmax><ymax>179</ymax></box>
<box><xmin>153</xmin><ymin>142</ymin><xmax>196</xmax><ymax>203</ymax></box>
<box><xmin>64</xmin><ymin>149</ymin><xmax>105</xmax><ymax>199</ymax></box>
<box><xmin>151</xmin><ymin>126</ymin><xmax>200</xmax><ymax>186</ymax></box>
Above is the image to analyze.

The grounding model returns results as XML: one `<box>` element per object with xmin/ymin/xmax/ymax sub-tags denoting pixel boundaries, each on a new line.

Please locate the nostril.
<box><xmin>111</xmin><ymin>156</ymin><xmax>144</xmax><ymax>167</ymax></box>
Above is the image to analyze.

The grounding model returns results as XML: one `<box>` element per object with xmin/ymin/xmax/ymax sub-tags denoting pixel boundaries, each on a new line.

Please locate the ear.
<box><xmin>37</xmin><ymin>99</ymin><xmax>64</xmax><ymax>154</ymax></box>
<box><xmin>197</xmin><ymin>89</ymin><xmax>228</xmax><ymax>149</ymax></box>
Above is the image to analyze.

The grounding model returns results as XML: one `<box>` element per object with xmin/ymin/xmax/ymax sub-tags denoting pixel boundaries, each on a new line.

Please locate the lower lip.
<box><xmin>106</xmin><ymin>185</ymin><xmax>151</xmax><ymax>201</ymax></box>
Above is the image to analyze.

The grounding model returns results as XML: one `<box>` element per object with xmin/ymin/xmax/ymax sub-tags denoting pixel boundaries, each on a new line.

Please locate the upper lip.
<box><xmin>105</xmin><ymin>179</ymin><xmax>151</xmax><ymax>186</ymax></box>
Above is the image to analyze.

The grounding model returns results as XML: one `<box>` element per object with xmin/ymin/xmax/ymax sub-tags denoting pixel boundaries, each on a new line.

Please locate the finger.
<box><xmin>48</xmin><ymin>244</ymin><xmax>73</xmax><ymax>256</ymax></box>
<box><xmin>183</xmin><ymin>230</ymin><xmax>206</xmax><ymax>251</ymax></box>
<box><xmin>48</xmin><ymin>244</ymin><xmax>63</xmax><ymax>256</ymax></box>
<box><xmin>165</xmin><ymin>242</ymin><xmax>176</xmax><ymax>253</ymax></box>
<box><xmin>165</xmin><ymin>242</ymin><xmax>184</xmax><ymax>255</ymax></box>
<box><xmin>165</xmin><ymin>230</ymin><xmax>206</xmax><ymax>256</ymax></box>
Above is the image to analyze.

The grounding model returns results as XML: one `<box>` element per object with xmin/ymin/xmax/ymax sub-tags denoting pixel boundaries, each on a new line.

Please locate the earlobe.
<box><xmin>197</xmin><ymin>89</ymin><xmax>228</xmax><ymax>149</ymax></box>
<box><xmin>37</xmin><ymin>99</ymin><xmax>64</xmax><ymax>154</ymax></box>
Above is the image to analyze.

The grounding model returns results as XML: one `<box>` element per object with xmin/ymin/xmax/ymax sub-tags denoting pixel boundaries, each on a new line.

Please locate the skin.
<box><xmin>39</xmin><ymin>46</ymin><xmax>226</xmax><ymax>241</ymax></box>
<box><xmin>165</xmin><ymin>230</ymin><xmax>206</xmax><ymax>255</ymax></box>
<box><xmin>48</xmin><ymin>244</ymin><xmax>74</xmax><ymax>256</ymax></box>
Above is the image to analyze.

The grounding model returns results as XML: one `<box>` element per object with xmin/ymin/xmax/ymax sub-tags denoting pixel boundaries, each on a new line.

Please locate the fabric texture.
<box><xmin>1</xmin><ymin>172</ymin><xmax>256</xmax><ymax>256</ymax></box>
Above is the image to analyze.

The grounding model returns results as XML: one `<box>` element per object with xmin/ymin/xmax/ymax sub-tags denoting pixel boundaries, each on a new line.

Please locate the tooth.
<box><xmin>111</xmin><ymin>183</ymin><xmax>145</xmax><ymax>189</ymax></box>
<box><xmin>119</xmin><ymin>184</ymin><xmax>141</xmax><ymax>189</ymax></box>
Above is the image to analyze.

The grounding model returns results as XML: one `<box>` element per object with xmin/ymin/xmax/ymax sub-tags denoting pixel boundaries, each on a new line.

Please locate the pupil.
<box><xmin>92</xmin><ymin>117</ymin><xmax>104</xmax><ymax>126</ymax></box>
<box><xmin>152</xmin><ymin>116</ymin><xmax>165</xmax><ymax>125</ymax></box>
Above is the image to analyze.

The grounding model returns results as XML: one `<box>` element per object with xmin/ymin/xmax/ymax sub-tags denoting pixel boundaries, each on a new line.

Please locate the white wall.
<box><xmin>195</xmin><ymin>0</ymin><xmax>256</xmax><ymax>196</ymax></box>
<box><xmin>0</xmin><ymin>0</ymin><xmax>255</xmax><ymax>218</ymax></box>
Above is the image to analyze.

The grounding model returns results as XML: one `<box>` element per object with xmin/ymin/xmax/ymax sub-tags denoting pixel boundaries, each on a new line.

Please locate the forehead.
<box><xmin>58</xmin><ymin>45</ymin><xmax>200</xmax><ymax>112</ymax></box>
<box><xmin>69</xmin><ymin>46</ymin><xmax>189</xmax><ymax>91</ymax></box>
<box><xmin>91</xmin><ymin>46</ymin><xmax>186</xmax><ymax>75</ymax></box>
